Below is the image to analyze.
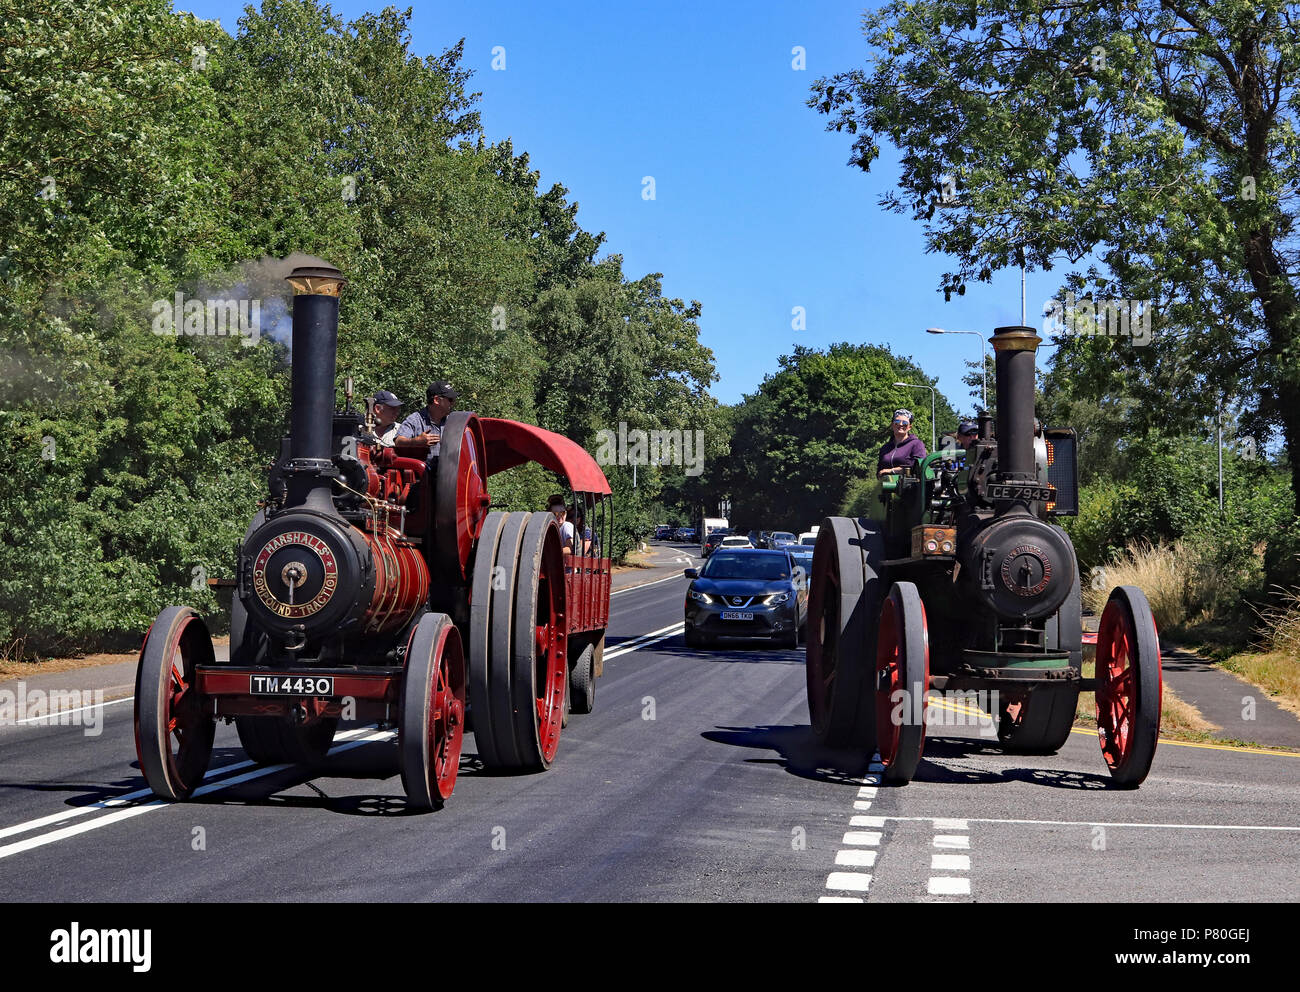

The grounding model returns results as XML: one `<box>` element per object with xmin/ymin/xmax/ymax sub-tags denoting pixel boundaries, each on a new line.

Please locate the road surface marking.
<box><xmin>610</xmin><ymin>572</ymin><xmax>687</xmax><ymax>597</ymax></box>
<box><xmin>842</xmin><ymin>831</ymin><xmax>882</xmax><ymax>846</ymax></box>
<box><xmin>884</xmin><ymin>815</ymin><xmax>1300</xmax><ymax>832</ymax></box>
<box><xmin>818</xmin><ymin>896</ymin><xmax>863</xmax><ymax>903</ymax></box>
<box><xmin>604</xmin><ymin>622</ymin><xmax>685</xmax><ymax>661</ymax></box>
<box><xmin>12</xmin><ymin>696</ymin><xmax>135</xmax><ymax>725</ymax></box>
<box><xmin>934</xmin><ymin>834</ymin><xmax>970</xmax><ymax>849</ymax></box>
<box><xmin>928</xmin><ymin>876</ymin><xmax>971</xmax><ymax>896</ymax></box>
<box><xmin>932</xmin><ymin>854</ymin><xmax>970</xmax><ymax>871</ymax></box>
<box><xmin>850</xmin><ymin>815</ymin><xmax>886</xmax><ymax>827</ymax></box>
<box><xmin>825</xmin><ymin>872</ymin><xmax>872</xmax><ymax>892</ymax></box>
<box><xmin>1066</xmin><ymin>727</ymin><xmax>1299</xmax><ymax>758</ymax></box>
<box><xmin>857</xmin><ymin>786</ymin><xmax>878</xmax><ymax>799</ymax></box>
<box><xmin>835</xmin><ymin>849</ymin><xmax>878</xmax><ymax>867</ymax></box>
<box><xmin>0</xmin><ymin>727</ymin><xmax>394</xmax><ymax>860</ymax></box>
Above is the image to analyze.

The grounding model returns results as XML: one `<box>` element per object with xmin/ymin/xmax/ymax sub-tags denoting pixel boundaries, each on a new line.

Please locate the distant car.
<box><xmin>703</xmin><ymin>529</ymin><xmax>731</xmax><ymax>557</ymax></box>
<box><xmin>677</xmin><ymin>527</ymin><xmax>697</xmax><ymax>543</ymax></box>
<box><xmin>718</xmin><ymin>534</ymin><xmax>753</xmax><ymax>550</ymax></box>
<box><xmin>654</xmin><ymin>525</ymin><xmax>672</xmax><ymax>540</ymax></box>
<box><xmin>769</xmin><ymin>531</ymin><xmax>798</xmax><ymax>549</ymax></box>
<box><xmin>799</xmin><ymin>535</ymin><xmax>817</xmax><ymax>546</ymax></box>
<box><xmin>682</xmin><ymin>549</ymin><xmax>806</xmax><ymax>649</ymax></box>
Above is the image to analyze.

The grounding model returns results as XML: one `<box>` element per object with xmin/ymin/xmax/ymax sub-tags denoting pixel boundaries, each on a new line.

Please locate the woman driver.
<box><xmin>877</xmin><ymin>408</ymin><xmax>928</xmax><ymax>479</ymax></box>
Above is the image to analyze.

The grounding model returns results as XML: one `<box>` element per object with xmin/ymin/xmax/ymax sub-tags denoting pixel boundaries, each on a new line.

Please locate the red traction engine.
<box><xmin>134</xmin><ymin>264</ymin><xmax>612</xmax><ymax>809</ymax></box>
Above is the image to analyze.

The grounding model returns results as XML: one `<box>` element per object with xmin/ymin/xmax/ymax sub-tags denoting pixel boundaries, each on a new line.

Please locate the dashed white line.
<box><xmin>927</xmin><ymin>876</ymin><xmax>971</xmax><ymax>896</ymax></box>
<box><xmin>932</xmin><ymin>854</ymin><xmax>970</xmax><ymax>871</ymax></box>
<box><xmin>934</xmin><ymin>834</ymin><xmax>970</xmax><ymax>849</ymax></box>
<box><xmin>841</xmin><ymin>831</ymin><xmax>883</xmax><ymax>847</ymax></box>
<box><xmin>835</xmin><ymin>849</ymin><xmax>878</xmax><ymax>868</ymax></box>
<box><xmin>826</xmin><ymin>872</ymin><xmax>873</xmax><ymax>892</ymax></box>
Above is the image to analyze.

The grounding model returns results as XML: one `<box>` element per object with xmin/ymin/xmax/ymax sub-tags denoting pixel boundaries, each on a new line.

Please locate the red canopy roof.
<box><xmin>479</xmin><ymin>418</ymin><xmax>612</xmax><ymax>496</ymax></box>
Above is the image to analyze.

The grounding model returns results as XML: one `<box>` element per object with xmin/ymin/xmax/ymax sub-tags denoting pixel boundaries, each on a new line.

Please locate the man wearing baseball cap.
<box><xmin>952</xmin><ymin>419</ymin><xmax>979</xmax><ymax>469</ymax></box>
<box><xmin>395</xmin><ymin>380</ymin><xmax>458</xmax><ymax>463</ymax></box>
<box><xmin>370</xmin><ymin>390</ymin><xmax>403</xmax><ymax>447</ymax></box>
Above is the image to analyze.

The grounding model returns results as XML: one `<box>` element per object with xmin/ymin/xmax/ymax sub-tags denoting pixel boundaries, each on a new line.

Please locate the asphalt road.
<box><xmin>2</xmin><ymin>544</ymin><xmax>1298</xmax><ymax>902</ymax></box>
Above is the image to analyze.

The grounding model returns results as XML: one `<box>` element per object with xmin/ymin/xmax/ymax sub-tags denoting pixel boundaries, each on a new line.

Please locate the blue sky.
<box><xmin>184</xmin><ymin>0</ymin><xmax>1061</xmax><ymax>416</ymax></box>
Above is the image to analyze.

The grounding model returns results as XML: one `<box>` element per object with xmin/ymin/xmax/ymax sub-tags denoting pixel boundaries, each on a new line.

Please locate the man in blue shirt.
<box><xmin>396</xmin><ymin>380</ymin><xmax>457</xmax><ymax>464</ymax></box>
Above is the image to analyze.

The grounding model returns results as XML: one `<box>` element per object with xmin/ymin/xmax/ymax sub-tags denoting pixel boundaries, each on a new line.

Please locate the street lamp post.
<box><xmin>893</xmin><ymin>381</ymin><xmax>936</xmax><ymax>451</ymax></box>
<box><xmin>926</xmin><ymin>327</ymin><xmax>987</xmax><ymax>412</ymax></box>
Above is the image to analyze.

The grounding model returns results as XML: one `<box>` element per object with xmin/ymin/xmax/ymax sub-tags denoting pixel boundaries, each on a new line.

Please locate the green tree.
<box><xmin>812</xmin><ymin>0</ymin><xmax>1300</xmax><ymax>515</ymax></box>
<box><xmin>724</xmin><ymin>343</ymin><xmax>957</xmax><ymax>528</ymax></box>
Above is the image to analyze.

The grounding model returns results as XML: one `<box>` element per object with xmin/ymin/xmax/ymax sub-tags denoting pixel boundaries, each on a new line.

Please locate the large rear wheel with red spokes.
<box><xmin>1095</xmin><ymin>585</ymin><xmax>1162</xmax><ymax>787</ymax></box>
<box><xmin>509</xmin><ymin>512</ymin><xmax>567</xmax><ymax>770</ymax></box>
<box><xmin>874</xmin><ymin>582</ymin><xmax>929</xmax><ymax>785</ymax></box>
<box><xmin>805</xmin><ymin>517</ymin><xmax>884</xmax><ymax>749</ymax></box>
<box><xmin>400</xmin><ymin>612</ymin><xmax>466</xmax><ymax>809</ymax></box>
<box><xmin>134</xmin><ymin>606</ymin><xmax>216</xmax><ymax>800</ymax></box>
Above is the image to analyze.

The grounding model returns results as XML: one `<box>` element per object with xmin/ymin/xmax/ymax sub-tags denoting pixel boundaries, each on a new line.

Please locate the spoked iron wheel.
<box><xmin>1095</xmin><ymin>585</ymin><xmax>1162</xmax><ymax>787</ymax></box>
<box><xmin>510</xmin><ymin>512</ymin><xmax>567</xmax><ymax>770</ymax></box>
<box><xmin>467</xmin><ymin>510</ymin><xmax>509</xmax><ymax>765</ymax></box>
<box><xmin>134</xmin><ymin>606</ymin><xmax>216</xmax><ymax>800</ymax></box>
<box><xmin>400</xmin><ymin>612</ymin><xmax>467</xmax><ymax>809</ymax></box>
<box><xmin>435</xmin><ymin>411</ymin><xmax>490</xmax><ymax>581</ymax></box>
<box><xmin>805</xmin><ymin>517</ymin><xmax>884</xmax><ymax>748</ymax></box>
<box><xmin>874</xmin><ymin>582</ymin><xmax>930</xmax><ymax>785</ymax></box>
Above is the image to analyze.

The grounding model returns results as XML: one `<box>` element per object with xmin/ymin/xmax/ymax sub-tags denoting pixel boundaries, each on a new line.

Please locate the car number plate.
<box><xmin>721</xmin><ymin>611</ymin><xmax>754</xmax><ymax>620</ymax></box>
<box><xmin>249</xmin><ymin>675</ymin><xmax>335</xmax><ymax>696</ymax></box>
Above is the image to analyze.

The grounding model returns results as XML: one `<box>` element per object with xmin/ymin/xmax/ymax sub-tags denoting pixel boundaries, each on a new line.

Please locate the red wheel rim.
<box><xmin>137</xmin><ymin>615</ymin><xmax>209</xmax><ymax>790</ymax></box>
<box><xmin>1096</xmin><ymin>598</ymin><xmax>1141</xmax><ymax>770</ymax></box>
<box><xmin>455</xmin><ymin>428</ymin><xmax>488</xmax><ymax>568</ymax></box>
<box><xmin>534</xmin><ymin>533</ymin><xmax>566</xmax><ymax>763</ymax></box>
<box><xmin>875</xmin><ymin>597</ymin><xmax>904</xmax><ymax>766</ymax></box>
<box><xmin>431</xmin><ymin>625</ymin><xmax>466</xmax><ymax>799</ymax></box>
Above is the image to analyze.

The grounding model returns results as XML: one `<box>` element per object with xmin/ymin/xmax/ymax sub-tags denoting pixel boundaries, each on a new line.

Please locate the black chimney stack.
<box><xmin>285</xmin><ymin>264</ymin><xmax>347</xmax><ymax>508</ymax></box>
<box><xmin>990</xmin><ymin>325</ymin><xmax>1040</xmax><ymax>481</ymax></box>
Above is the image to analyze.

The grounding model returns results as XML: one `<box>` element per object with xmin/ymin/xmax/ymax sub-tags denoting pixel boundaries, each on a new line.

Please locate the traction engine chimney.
<box><xmin>285</xmin><ymin>264</ymin><xmax>347</xmax><ymax>509</ymax></box>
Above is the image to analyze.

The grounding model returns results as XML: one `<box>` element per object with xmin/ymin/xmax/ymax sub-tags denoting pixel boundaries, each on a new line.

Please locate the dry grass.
<box><xmin>0</xmin><ymin>650</ymin><xmax>138</xmax><ymax>681</ymax></box>
<box><xmin>1075</xmin><ymin>658</ymin><xmax>1221</xmax><ymax>739</ymax></box>
<box><xmin>1080</xmin><ymin>539</ymin><xmax>1243</xmax><ymax>631</ymax></box>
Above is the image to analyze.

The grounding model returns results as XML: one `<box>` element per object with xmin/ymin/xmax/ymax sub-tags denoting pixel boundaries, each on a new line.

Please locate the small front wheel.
<box><xmin>1095</xmin><ymin>586</ymin><xmax>1162</xmax><ymax>787</ymax></box>
<box><xmin>875</xmin><ymin>582</ymin><xmax>929</xmax><ymax>785</ymax></box>
<box><xmin>134</xmin><ymin>607</ymin><xmax>216</xmax><ymax>800</ymax></box>
<box><xmin>400</xmin><ymin>613</ymin><xmax>466</xmax><ymax>810</ymax></box>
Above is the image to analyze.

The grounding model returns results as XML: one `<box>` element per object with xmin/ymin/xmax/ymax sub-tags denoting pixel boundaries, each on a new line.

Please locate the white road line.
<box><xmin>835</xmin><ymin>849</ymin><xmax>877</xmax><ymax>868</ymax></box>
<box><xmin>825</xmin><ymin>872</ymin><xmax>872</xmax><ymax>892</ymax></box>
<box><xmin>934</xmin><ymin>834</ymin><xmax>970</xmax><ymax>849</ymax></box>
<box><xmin>841</xmin><ymin>831</ymin><xmax>882</xmax><ymax>846</ymax></box>
<box><xmin>818</xmin><ymin>896</ymin><xmax>863</xmax><ymax>903</ymax></box>
<box><xmin>856</xmin><ymin>786</ymin><xmax>877</xmax><ymax>799</ymax></box>
<box><xmin>879</xmin><ymin>815</ymin><xmax>1300</xmax><ymax>833</ymax></box>
<box><xmin>13</xmin><ymin>696</ymin><xmax>134</xmax><ymax>725</ymax></box>
<box><xmin>853</xmin><ymin>800</ymin><xmax>874</xmax><ymax>810</ymax></box>
<box><xmin>928</xmin><ymin>876</ymin><xmax>971</xmax><ymax>896</ymax></box>
<box><xmin>850</xmin><ymin>815</ymin><xmax>886</xmax><ymax>828</ymax></box>
<box><xmin>933</xmin><ymin>817</ymin><xmax>969</xmax><ymax>831</ymax></box>
<box><xmin>610</xmin><ymin>572</ymin><xmax>687</xmax><ymax>597</ymax></box>
<box><xmin>932</xmin><ymin>854</ymin><xmax>970</xmax><ymax>871</ymax></box>
<box><xmin>603</xmin><ymin>622</ymin><xmax>685</xmax><ymax>660</ymax></box>
<box><xmin>0</xmin><ymin>727</ymin><xmax>394</xmax><ymax>860</ymax></box>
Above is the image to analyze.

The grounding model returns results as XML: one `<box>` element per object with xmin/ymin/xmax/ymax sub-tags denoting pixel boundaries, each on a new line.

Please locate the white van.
<box><xmin>701</xmin><ymin>517</ymin><xmax>729</xmax><ymax>555</ymax></box>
